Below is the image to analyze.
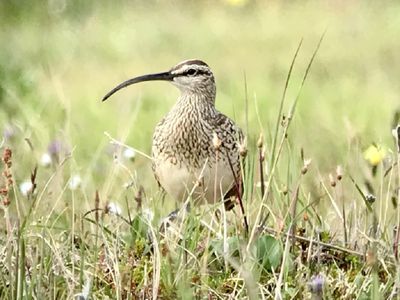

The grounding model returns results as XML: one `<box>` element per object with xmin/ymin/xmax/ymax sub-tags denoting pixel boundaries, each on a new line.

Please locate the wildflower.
<box><xmin>40</xmin><ymin>153</ymin><xmax>52</xmax><ymax>167</ymax></box>
<box><xmin>74</xmin><ymin>275</ymin><xmax>91</xmax><ymax>300</ymax></box>
<box><xmin>123</xmin><ymin>148</ymin><xmax>136</xmax><ymax>161</ymax></box>
<box><xmin>3</xmin><ymin>125</ymin><xmax>17</xmax><ymax>141</ymax></box>
<box><xmin>309</xmin><ymin>274</ymin><xmax>324</xmax><ymax>297</ymax></box>
<box><xmin>363</xmin><ymin>144</ymin><xmax>386</xmax><ymax>166</ymax></box>
<box><xmin>48</xmin><ymin>140</ymin><xmax>63</xmax><ymax>156</ymax></box>
<box><xmin>106</xmin><ymin>202</ymin><xmax>122</xmax><ymax>216</ymax></box>
<box><xmin>20</xmin><ymin>181</ymin><xmax>33</xmax><ymax>196</ymax></box>
<box><xmin>143</xmin><ymin>208</ymin><xmax>154</xmax><ymax>222</ymax></box>
<box><xmin>69</xmin><ymin>175</ymin><xmax>82</xmax><ymax>190</ymax></box>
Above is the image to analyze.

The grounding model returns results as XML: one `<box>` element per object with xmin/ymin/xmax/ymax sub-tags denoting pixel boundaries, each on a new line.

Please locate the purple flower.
<box><xmin>309</xmin><ymin>274</ymin><xmax>324</xmax><ymax>295</ymax></box>
<box><xmin>3</xmin><ymin>125</ymin><xmax>17</xmax><ymax>140</ymax></box>
<box><xmin>48</xmin><ymin>140</ymin><xmax>63</xmax><ymax>156</ymax></box>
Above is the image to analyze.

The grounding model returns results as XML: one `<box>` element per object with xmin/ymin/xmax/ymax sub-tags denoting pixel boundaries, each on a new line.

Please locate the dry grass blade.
<box><xmin>270</xmin><ymin>38</ymin><xmax>303</xmax><ymax>166</ymax></box>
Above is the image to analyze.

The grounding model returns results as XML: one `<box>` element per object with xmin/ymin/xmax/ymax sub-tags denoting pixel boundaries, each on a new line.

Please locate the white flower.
<box><xmin>143</xmin><ymin>208</ymin><xmax>154</xmax><ymax>222</ymax></box>
<box><xmin>123</xmin><ymin>148</ymin><xmax>136</xmax><ymax>161</ymax></box>
<box><xmin>69</xmin><ymin>175</ymin><xmax>82</xmax><ymax>190</ymax></box>
<box><xmin>107</xmin><ymin>202</ymin><xmax>122</xmax><ymax>215</ymax></box>
<box><xmin>40</xmin><ymin>153</ymin><xmax>52</xmax><ymax>167</ymax></box>
<box><xmin>74</xmin><ymin>274</ymin><xmax>91</xmax><ymax>300</ymax></box>
<box><xmin>20</xmin><ymin>181</ymin><xmax>33</xmax><ymax>196</ymax></box>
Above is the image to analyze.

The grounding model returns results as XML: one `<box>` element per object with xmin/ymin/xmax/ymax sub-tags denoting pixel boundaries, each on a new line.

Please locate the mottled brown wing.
<box><xmin>213</xmin><ymin>112</ymin><xmax>245</xmax><ymax>211</ymax></box>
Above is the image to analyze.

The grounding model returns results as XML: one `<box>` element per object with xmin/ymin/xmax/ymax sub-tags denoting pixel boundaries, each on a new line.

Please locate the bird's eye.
<box><xmin>187</xmin><ymin>68</ymin><xmax>197</xmax><ymax>76</ymax></box>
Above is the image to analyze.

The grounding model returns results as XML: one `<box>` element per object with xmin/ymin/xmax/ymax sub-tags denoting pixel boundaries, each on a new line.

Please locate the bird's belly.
<box><xmin>154</xmin><ymin>159</ymin><xmax>236</xmax><ymax>204</ymax></box>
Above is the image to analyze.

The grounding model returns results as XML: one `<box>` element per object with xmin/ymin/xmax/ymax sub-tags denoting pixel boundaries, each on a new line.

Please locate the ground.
<box><xmin>0</xmin><ymin>1</ymin><xmax>400</xmax><ymax>299</ymax></box>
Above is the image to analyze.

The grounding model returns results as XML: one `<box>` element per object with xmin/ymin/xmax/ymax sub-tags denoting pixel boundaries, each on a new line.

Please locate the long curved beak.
<box><xmin>102</xmin><ymin>71</ymin><xmax>173</xmax><ymax>101</ymax></box>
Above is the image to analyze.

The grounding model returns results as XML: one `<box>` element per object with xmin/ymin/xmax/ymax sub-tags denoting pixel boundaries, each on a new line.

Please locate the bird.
<box><xmin>102</xmin><ymin>59</ymin><xmax>243</xmax><ymax>209</ymax></box>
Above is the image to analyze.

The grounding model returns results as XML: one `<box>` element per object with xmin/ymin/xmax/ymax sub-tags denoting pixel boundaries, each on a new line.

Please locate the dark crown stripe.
<box><xmin>172</xmin><ymin>59</ymin><xmax>209</xmax><ymax>71</ymax></box>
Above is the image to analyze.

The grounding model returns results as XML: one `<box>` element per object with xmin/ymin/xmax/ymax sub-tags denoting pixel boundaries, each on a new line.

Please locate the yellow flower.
<box><xmin>363</xmin><ymin>144</ymin><xmax>386</xmax><ymax>166</ymax></box>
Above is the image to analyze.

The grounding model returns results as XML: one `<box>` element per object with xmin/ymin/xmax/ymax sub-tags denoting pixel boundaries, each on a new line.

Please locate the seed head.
<box><xmin>239</xmin><ymin>137</ymin><xmax>247</xmax><ymax>158</ymax></box>
<box><xmin>3</xmin><ymin>197</ymin><xmax>10</xmax><ymax>206</ymax></box>
<box><xmin>366</xmin><ymin>193</ymin><xmax>376</xmax><ymax>204</ymax></box>
<box><xmin>336</xmin><ymin>165</ymin><xmax>343</xmax><ymax>181</ymax></box>
<box><xmin>194</xmin><ymin>176</ymin><xmax>203</xmax><ymax>188</ymax></box>
<box><xmin>2</xmin><ymin>148</ymin><xmax>12</xmax><ymax>168</ymax></box>
<box><xmin>366</xmin><ymin>248</ymin><xmax>377</xmax><ymax>266</ymax></box>
<box><xmin>301</xmin><ymin>159</ymin><xmax>312</xmax><ymax>175</ymax></box>
<box><xmin>329</xmin><ymin>173</ymin><xmax>336</xmax><ymax>187</ymax></box>
<box><xmin>282</xmin><ymin>185</ymin><xmax>288</xmax><ymax>195</ymax></box>
<box><xmin>259</xmin><ymin>146</ymin><xmax>265</xmax><ymax>162</ymax></box>
<box><xmin>257</xmin><ymin>133</ymin><xmax>263</xmax><ymax>148</ymax></box>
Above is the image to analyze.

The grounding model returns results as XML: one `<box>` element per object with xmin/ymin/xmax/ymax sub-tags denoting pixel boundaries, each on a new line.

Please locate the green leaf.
<box><xmin>256</xmin><ymin>235</ymin><xmax>282</xmax><ymax>270</ymax></box>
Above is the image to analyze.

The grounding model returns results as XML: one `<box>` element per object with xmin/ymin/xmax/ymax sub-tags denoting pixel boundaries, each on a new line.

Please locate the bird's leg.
<box><xmin>158</xmin><ymin>201</ymin><xmax>191</xmax><ymax>236</ymax></box>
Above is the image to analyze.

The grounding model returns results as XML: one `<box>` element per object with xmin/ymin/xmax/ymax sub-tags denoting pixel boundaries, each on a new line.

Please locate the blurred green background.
<box><xmin>1</xmin><ymin>0</ymin><xmax>399</xmax><ymax>206</ymax></box>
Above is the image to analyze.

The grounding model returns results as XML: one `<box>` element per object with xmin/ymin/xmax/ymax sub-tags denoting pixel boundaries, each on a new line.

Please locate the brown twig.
<box><xmin>30</xmin><ymin>165</ymin><xmax>38</xmax><ymax>195</ymax></box>
<box><xmin>224</xmin><ymin>148</ymin><xmax>249</xmax><ymax>236</ymax></box>
<box><xmin>260</xmin><ymin>226</ymin><xmax>365</xmax><ymax>258</ymax></box>
<box><xmin>95</xmin><ymin>190</ymin><xmax>100</xmax><ymax>223</ymax></box>
<box><xmin>257</xmin><ymin>134</ymin><xmax>265</xmax><ymax>199</ymax></box>
<box><xmin>289</xmin><ymin>184</ymin><xmax>300</xmax><ymax>250</ymax></box>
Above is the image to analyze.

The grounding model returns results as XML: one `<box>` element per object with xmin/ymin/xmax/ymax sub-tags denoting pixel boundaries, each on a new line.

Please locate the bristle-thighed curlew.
<box><xmin>103</xmin><ymin>59</ymin><xmax>243</xmax><ymax>208</ymax></box>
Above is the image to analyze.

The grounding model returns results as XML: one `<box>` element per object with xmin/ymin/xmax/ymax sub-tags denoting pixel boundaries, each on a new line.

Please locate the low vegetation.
<box><xmin>1</xmin><ymin>1</ymin><xmax>400</xmax><ymax>299</ymax></box>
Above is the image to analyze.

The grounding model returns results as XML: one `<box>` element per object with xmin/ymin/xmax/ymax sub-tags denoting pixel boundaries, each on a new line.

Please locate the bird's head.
<box><xmin>102</xmin><ymin>59</ymin><xmax>216</xmax><ymax>102</ymax></box>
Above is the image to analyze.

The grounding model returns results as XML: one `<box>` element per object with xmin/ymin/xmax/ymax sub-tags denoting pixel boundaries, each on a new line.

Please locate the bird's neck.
<box><xmin>172</xmin><ymin>92</ymin><xmax>216</xmax><ymax>114</ymax></box>
<box><xmin>159</xmin><ymin>94</ymin><xmax>216</xmax><ymax>133</ymax></box>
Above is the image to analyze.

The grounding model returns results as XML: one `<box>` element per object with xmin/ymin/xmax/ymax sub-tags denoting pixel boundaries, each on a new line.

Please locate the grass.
<box><xmin>1</xmin><ymin>0</ymin><xmax>400</xmax><ymax>299</ymax></box>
